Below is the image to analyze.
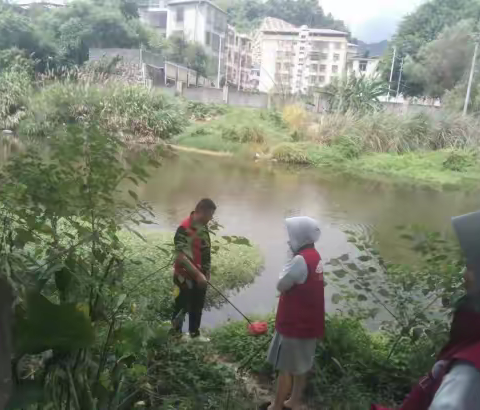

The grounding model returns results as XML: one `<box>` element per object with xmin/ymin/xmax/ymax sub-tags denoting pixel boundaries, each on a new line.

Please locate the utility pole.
<box><xmin>237</xmin><ymin>38</ymin><xmax>243</xmax><ymax>91</ymax></box>
<box><xmin>387</xmin><ymin>46</ymin><xmax>396</xmax><ymax>101</ymax></box>
<box><xmin>396</xmin><ymin>57</ymin><xmax>404</xmax><ymax>100</ymax></box>
<box><xmin>217</xmin><ymin>36</ymin><xmax>222</xmax><ymax>88</ymax></box>
<box><xmin>464</xmin><ymin>37</ymin><xmax>479</xmax><ymax>116</ymax></box>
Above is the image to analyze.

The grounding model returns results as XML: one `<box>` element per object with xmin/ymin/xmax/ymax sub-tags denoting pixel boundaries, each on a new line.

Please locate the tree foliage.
<box><xmin>0</xmin><ymin>0</ymin><xmax>151</xmax><ymax>71</ymax></box>
<box><xmin>385</xmin><ymin>0</ymin><xmax>480</xmax><ymax>97</ymax></box>
<box><xmin>217</xmin><ymin>0</ymin><xmax>348</xmax><ymax>33</ymax></box>
<box><xmin>403</xmin><ymin>20</ymin><xmax>476</xmax><ymax>98</ymax></box>
<box><xmin>322</xmin><ymin>75</ymin><xmax>387</xmax><ymax>114</ymax></box>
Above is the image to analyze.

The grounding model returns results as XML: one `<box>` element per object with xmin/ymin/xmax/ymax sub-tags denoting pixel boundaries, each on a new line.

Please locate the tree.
<box><xmin>217</xmin><ymin>0</ymin><xmax>348</xmax><ymax>33</ymax></box>
<box><xmin>0</xmin><ymin>3</ymin><xmax>57</xmax><ymax>72</ymax></box>
<box><xmin>383</xmin><ymin>0</ymin><xmax>480</xmax><ymax>96</ymax></box>
<box><xmin>403</xmin><ymin>20</ymin><xmax>476</xmax><ymax>98</ymax></box>
<box><xmin>0</xmin><ymin>0</ymin><xmax>149</xmax><ymax>72</ymax></box>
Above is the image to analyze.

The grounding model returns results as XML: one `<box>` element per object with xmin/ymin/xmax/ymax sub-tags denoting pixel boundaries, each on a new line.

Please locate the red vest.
<box><xmin>174</xmin><ymin>216</ymin><xmax>202</xmax><ymax>279</ymax></box>
<box><xmin>372</xmin><ymin>340</ymin><xmax>480</xmax><ymax>410</ymax></box>
<box><xmin>275</xmin><ymin>247</ymin><xmax>325</xmax><ymax>339</ymax></box>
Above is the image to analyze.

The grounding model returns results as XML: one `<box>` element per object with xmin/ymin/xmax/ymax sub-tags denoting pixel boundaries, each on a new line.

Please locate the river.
<box><xmin>136</xmin><ymin>152</ymin><xmax>478</xmax><ymax>328</ymax></box>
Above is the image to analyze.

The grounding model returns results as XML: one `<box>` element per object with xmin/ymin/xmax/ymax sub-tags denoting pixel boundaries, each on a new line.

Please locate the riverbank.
<box><xmin>174</xmin><ymin>105</ymin><xmax>480</xmax><ymax>191</ymax></box>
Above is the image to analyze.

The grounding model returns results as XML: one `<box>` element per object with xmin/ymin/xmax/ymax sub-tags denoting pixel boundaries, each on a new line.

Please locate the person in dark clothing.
<box><xmin>171</xmin><ymin>198</ymin><xmax>216</xmax><ymax>341</ymax></box>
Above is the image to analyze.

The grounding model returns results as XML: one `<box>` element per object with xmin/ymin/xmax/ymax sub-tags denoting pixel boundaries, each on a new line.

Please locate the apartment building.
<box><xmin>225</xmin><ymin>25</ymin><xmax>253</xmax><ymax>90</ymax></box>
<box><xmin>252</xmin><ymin>17</ymin><xmax>349</xmax><ymax>94</ymax></box>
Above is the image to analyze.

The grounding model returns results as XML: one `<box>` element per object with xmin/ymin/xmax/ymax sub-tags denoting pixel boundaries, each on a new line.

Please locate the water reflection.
<box><xmin>140</xmin><ymin>152</ymin><xmax>479</xmax><ymax>328</ymax></box>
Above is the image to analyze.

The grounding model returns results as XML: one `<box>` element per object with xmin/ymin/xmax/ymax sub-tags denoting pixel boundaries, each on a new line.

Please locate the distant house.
<box><xmin>347</xmin><ymin>56</ymin><xmax>380</xmax><ymax>78</ymax></box>
<box><xmin>139</xmin><ymin>0</ymin><xmax>227</xmax><ymax>56</ymax></box>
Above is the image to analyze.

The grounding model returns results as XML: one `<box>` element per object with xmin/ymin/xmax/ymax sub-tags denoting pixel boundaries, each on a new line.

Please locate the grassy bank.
<box><xmin>174</xmin><ymin>104</ymin><xmax>480</xmax><ymax>190</ymax></box>
<box><xmin>4</xmin><ymin>65</ymin><xmax>480</xmax><ymax>190</ymax></box>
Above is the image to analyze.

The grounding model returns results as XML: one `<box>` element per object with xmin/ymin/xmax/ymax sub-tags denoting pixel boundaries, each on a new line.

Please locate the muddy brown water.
<box><xmin>134</xmin><ymin>152</ymin><xmax>480</xmax><ymax>329</ymax></box>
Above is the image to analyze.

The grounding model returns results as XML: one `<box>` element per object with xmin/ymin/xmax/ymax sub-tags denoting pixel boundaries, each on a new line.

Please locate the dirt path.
<box><xmin>167</xmin><ymin>144</ymin><xmax>234</xmax><ymax>157</ymax></box>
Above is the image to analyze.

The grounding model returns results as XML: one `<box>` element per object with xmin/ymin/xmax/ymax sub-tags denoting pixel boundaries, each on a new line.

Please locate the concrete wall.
<box><xmin>228</xmin><ymin>90</ymin><xmax>269</xmax><ymax>108</ymax></box>
<box><xmin>184</xmin><ymin>87</ymin><xmax>225</xmax><ymax>104</ymax></box>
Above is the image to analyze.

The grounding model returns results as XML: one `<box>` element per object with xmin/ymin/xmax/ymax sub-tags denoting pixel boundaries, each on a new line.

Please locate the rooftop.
<box><xmin>259</xmin><ymin>17</ymin><xmax>348</xmax><ymax>36</ymax></box>
<box><xmin>168</xmin><ymin>0</ymin><xmax>226</xmax><ymax>13</ymax></box>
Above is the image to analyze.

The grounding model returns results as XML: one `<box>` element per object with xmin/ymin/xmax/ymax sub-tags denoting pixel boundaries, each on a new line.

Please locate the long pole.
<box><xmin>237</xmin><ymin>40</ymin><xmax>242</xmax><ymax>91</ymax></box>
<box><xmin>387</xmin><ymin>46</ymin><xmax>396</xmax><ymax>101</ymax></box>
<box><xmin>217</xmin><ymin>36</ymin><xmax>222</xmax><ymax>88</ymax></box>
<box><xmin>396</xmin><ymin>57</ymin><xmax>404</xmax><ymax>100</ymax></box>
<box><xmin>464</xmin><ymin>40</ymin><xmax>478</xmax><ymax>116</ymax></box>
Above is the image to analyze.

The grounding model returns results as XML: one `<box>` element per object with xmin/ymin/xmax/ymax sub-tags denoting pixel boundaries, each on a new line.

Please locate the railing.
<box><xmin>137</xmin><ymin>0</ymin><xmax>165</xmax><ymax>8</ymax></box>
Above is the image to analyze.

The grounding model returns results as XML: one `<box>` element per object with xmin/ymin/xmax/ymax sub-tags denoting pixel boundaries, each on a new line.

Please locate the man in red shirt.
<box><xmin>171</xmin><ymin>198</ymin><xmax>216</xmax><ymax>341</ymax></box>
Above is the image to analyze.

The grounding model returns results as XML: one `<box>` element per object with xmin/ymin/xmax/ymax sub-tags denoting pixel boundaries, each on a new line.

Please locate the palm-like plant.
<box><xmin>322</xmin><ymin>75</ymin><xmax>387</xmax><ymax>114</ymax></box>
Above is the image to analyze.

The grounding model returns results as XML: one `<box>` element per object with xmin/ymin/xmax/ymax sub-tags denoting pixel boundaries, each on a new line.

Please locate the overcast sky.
<box><xmin>320</xmin><ymin>0</ymin><xmax>427</xmax><ymax>43</ymax></box>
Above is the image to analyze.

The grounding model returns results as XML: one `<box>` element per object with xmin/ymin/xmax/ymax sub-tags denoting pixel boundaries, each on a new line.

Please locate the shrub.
<box><xmin>282</xmin><ymin>104</ymin><xmax>307</xmax><ymax>130</ymax></box>
<box><xmin>333</xmin><ymin>134</ymin><xmax>364</xmax><ymax>159</ymax></box>
<box><xmin>0</xmin><ymin>67</ymin><xmax>32</xmax><ymax>129</ymax></box>
<box><xmin>221</xmin><ymin>126</ymin><xmax>265</xmax><ymax>144</ymax></box>
<box><xmin>442</xmin><ymin>150</ymin><xmax>477</xmax><ymax>171</ymax></box>
<box><xmin>19</xmin><ymin>81</ymin><xmax>186</xmax><ymax>141</ymax></box>
<box><xmin>271</xmin><ymin>143</ymin><xmax>311</xmax><ymax>164</ymax></box>
<box><xmin>186</xmin><ymin>101</ymin><xmax>228</xmax><ymax>120</ymax></box>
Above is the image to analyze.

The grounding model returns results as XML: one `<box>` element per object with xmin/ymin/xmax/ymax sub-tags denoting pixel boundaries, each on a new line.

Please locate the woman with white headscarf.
<box><xmin>261</xmin><ymin>216</ymin><xmax>325</xmax><ymax>410</ymax></box>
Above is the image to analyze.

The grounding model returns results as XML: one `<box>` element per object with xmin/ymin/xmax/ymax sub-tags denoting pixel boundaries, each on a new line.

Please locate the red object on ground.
<box><xmin>248</xmin><ymin>321</ymin><xmax>268</xmax><ymax>336</ymax></box>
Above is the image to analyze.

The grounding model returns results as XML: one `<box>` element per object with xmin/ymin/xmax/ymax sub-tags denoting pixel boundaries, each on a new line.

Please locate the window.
<box><xmin>359</xmin><ymin>61</ymin><xmax>368</xmax><ymax>72</ymax></box>
<box><xmin>310</xmin><ymin>54</ymin><xmax>319</xmax><ymax>61</ymax></box>
<box><xmin>176</xmin><ymin>7</ymin><xmax>184</xmax><ymax>22</ymax></box>
<box><xmin>284</xmin><ymin>62</ymin><xmax>291</xmax><ymax>70</ymax></box>
<box><xmin>312</xmin><ymin>41</ymin><xmax>328</xmax><ymax>51</ymax></box>
<box><xmin>309</xmin><ymin>75</ymin><xmax>316</xmax><ymax>84</ymax></box>
<box><xmin>205</xmin><ymin>31</ymin><xmax>211</xmax><ymax>45</ymax></box>
<box><xmin>300</xmin><ymin>47</ymin><xmax>305</xmax><ymax>51</ymax></box>
<box><xmin>276</xmin><ymin>62</ymin><xmax>282</xmax><ymax>71</ymax></box>
<box><xmin>320</xmin><ymin>64</ymin><xmax>326</xmax><ymax>72</ymax></box>
<box><xmin>319</xmin><ymin>75</ymin><xmax>325</xmax><ymax>83</ymax></box>
<box><xmin>275</xmin><ymin>73</ymin><xmax>281</xmax><ymax>82</ymax></box>
<box><xmin>212</xmin><ymin>33</ymin><xmax>220</xmax><ymax>52</ymax></box>
<box><xmin>333</xmin><ymin>53</ymin><xmax>340</xmax><ymax>62</ymax></box>
<box><xmin>310</xmin><ymin>64</ymin><xmax>318</xmax><ymax>71</ymax></box>
<box><xmin>332</xmin><ymin>65</ymin><xmax>338</xmax><ymax>73</ymax></box>
<box><xmin>320</xmin><ymin>53</ymin><xmax>328</xmax><ymax>60</ymax></box>
<box><xmin>335</xmin><ymin>42</ymin><xmax>341</xmax><ymax>49</ymax></box>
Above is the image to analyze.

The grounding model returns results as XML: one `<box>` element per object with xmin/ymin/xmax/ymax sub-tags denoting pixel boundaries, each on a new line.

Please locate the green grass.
<box><xmin>174</xmin><ymin>107</ymin><xmax>290</xmax><ymax>155</ymax></box>
<box><xmin>173</xmin><ymin>105</ymin><xmax>480</xmax><ymax>190</ymax></box>
<box><xmin>211</xmin><ymin>314</ymin><xmax>402</xmax><ymax>409</ymax></box>
<box><xmin>269</xmin><ymin>143</ymin><xmax>480</xmax><ymax>190</ymax></box>
<box><xmin>119</xmin><ymin>230</ymin><xmax>263</xmax><ymax>320</ymax></box>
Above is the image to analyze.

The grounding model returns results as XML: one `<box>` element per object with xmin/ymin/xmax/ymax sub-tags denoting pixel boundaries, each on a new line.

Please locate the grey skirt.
<box><xmin>266</xmin><ymin>331</ymin><xmax>317</xmax><ymax>375</ymax></box>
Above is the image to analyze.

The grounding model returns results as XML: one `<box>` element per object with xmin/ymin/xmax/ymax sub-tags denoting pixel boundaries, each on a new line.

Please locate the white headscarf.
<box><xmin>285</xmin><ymin>216</ymin><xmax>321</xmax><ymax>253</ymax></box>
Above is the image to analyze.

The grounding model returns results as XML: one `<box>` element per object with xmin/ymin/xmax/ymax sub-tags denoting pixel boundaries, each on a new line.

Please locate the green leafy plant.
<box><xmin>322</xmin><ymin>75</ymin><xmax>387</xmax><ymax>115</ymax></box>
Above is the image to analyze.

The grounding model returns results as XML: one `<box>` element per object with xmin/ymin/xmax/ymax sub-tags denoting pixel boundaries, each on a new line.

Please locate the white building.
<box><xmin>138</xmin><ymin>0</ymin><xmax>227</xmax><ymax>54</ymax></box>
<box><xmin>347</xmin><ymin>56</ymin><xmax>380</xmax><ymax>78</ymax></box>
<box><xmin>225</xmin><ymin>25</ymin><xmax>253</xmax><ymax>90</ymax></box>
<box><xmin>138</xmin><ymin>0</ymin><xmax>227</xmax><ymax>80</ymax></box>
<box><xmin>252</xmin><ymin>17</ymin><xmax>349</xmax><ymax>94</ymax></box>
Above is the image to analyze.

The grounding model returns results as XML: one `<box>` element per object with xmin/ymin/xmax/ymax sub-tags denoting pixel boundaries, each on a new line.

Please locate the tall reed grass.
<box><xmin>308</xmin><ymin>111</ymin><xmax>480</xmax><ymax>154</ymax></box>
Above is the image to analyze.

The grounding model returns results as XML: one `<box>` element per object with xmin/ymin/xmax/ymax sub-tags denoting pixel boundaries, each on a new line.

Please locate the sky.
<box><xmin>320</xmin><ymin>0</ymin><xmax>427</xmax><ymax>43</ymax></box>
